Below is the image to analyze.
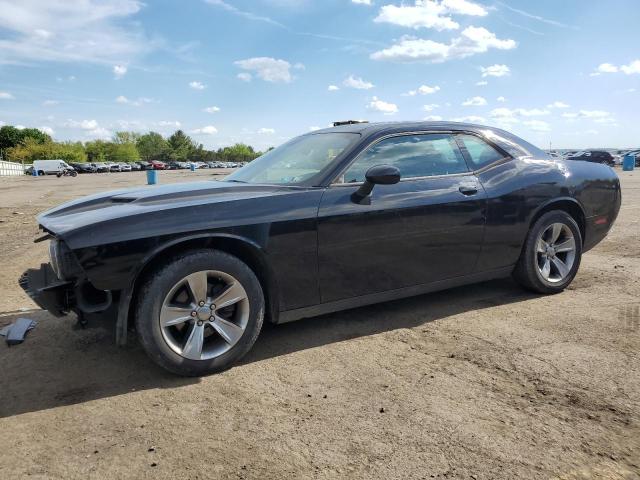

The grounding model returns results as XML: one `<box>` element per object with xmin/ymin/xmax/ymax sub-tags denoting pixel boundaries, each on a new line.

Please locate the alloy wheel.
<box><xmin>159</xmin><ymin>270</ymin><xmax>250</xmax><ymax>360</ymax></box>
<box><xmin>535</xmin><ymin>222</ymin><xmax>576</xmax><ymax>283</ymax></box>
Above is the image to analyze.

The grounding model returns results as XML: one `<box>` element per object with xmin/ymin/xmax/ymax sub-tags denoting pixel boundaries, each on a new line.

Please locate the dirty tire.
<box><xmin>513</xmin><ymin>210</ymin><xmax>582</xmax><ymax>294</ymax></box>
<box><xmin>135</xmin><ymin>249</ymin><xmax>264</xmax><ymax>376</ymax></box>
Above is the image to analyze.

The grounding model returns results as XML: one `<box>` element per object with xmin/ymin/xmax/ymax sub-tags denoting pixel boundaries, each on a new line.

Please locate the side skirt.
<box><xmin>277</xmin><ymin>267</ymin><xmax>514</xmax><ymax>324</ymax></box>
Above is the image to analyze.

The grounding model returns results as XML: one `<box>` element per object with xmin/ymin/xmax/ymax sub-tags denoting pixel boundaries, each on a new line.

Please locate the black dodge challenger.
<box><xmin>21</xmin><ymin>121</ymin><xmax>621</xmax><ymax>376</ymax></box>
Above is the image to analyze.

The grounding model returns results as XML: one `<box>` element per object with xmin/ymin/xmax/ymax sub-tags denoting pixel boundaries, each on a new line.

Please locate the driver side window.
<box><xmin>340</xmin><ymin>134</ymin><xmax>468</xmax><ymax>183</ymax></box>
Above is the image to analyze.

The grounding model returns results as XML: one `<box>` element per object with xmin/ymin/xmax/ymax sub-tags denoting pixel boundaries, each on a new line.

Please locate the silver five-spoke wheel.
<box><xmin>536</xmin><ymin>222</ymin><xmax>576</xmax><ymax>283</ymax></box>
<box><xmin>160</xmin><ymin>270</ymin><xmax>250</xmax><ymax>360</ymax></box>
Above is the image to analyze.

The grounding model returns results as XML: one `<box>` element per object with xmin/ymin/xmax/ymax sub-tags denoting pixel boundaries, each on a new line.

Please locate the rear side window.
<box><xmin>340</xmin><ymin>134</ymin><xmax>468</xmax><ymax>183</ymax></box>
<box><xmin>456</xmin><ymin>134</ymin><xmax>506</xmax><ymax>170</ymax></box>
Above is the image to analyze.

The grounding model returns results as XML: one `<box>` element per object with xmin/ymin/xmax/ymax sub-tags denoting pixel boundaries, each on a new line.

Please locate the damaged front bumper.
<box><xmin>19</xmin><ymin>263</ymin><xmax>74</xmax><ymax>317</ymax></box>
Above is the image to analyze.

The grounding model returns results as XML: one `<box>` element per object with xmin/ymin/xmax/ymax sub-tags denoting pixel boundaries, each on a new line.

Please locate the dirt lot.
<box><xmin>0</xmin><ymin>169</ymin><xmax>639</xmax><ymax>479</ymax></box>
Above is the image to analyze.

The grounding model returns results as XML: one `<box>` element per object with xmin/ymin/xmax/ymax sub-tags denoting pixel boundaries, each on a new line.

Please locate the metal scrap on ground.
<box><xmin>0</xmin><ymin>318</ymin><xmax>37</xmax><ymax>345</ymax></box>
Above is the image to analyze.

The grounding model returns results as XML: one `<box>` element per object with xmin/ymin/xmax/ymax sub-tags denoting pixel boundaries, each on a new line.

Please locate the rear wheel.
<box><xmin>135</xmin><ymin>250</ymin><xmax>264</xmax><ymax>376</ymax></box>
<box><xmin>513</xmin><ymin>210</ymin><xmax>582</xmax><ymax>294</ymax></box>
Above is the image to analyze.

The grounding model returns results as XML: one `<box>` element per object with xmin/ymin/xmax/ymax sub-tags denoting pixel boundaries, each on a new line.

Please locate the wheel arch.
<box><xmin>529</xmin><ymin>197</ymin><xmax>586</xmax><ymax>244</ymax></box>
<box><xmin>119</xmin><ymin>233</ymin><xmax>280</xmax><ymax>345</ymax></box>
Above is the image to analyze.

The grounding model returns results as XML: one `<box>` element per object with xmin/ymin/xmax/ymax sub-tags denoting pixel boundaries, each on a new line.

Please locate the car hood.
<box><xmin>38</xmin><ymin>180</ymin><xmax>306</xmax><ymax>240</ymax></box>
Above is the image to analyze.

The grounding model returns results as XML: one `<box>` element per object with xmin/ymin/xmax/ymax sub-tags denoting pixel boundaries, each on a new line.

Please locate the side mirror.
<box><xmin>351</xmin><ymin>164</ymin><xmax>401</xmax><ymax>204</ymax></box>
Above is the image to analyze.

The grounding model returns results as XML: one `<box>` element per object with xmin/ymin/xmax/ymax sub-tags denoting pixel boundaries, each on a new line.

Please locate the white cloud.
<box><xmin>309</xmin><ymin>126</ymin><xmax>322</xmax><ymax>131</ymax></box>
<box><xmin>621</xmin><ymin>59</ymin><xmax>640</xmax><ymax>75</ymax></box>
<box><xmin>424</xmin><ymin>115</ymin><xmax>443</xmax><ymax>121</ymax></box>
<box><xmin>42</xmin><ymin>99</ymin><xmax>59</xmax><ymax>106</ymax></box>
<box><xmin>523</xmin><ymin>119</ymin><xmax>550</xmax><ymax>132</ymax></box>
<box><xmin>237</xmin><ymin>72</ymin><xmax>252</xmax><ymax>82</ymax></box>
<box><xmin>462</xmin><ymin>96</ymin><xmax>487</xmax><ymax>106</ymax></box>
<box><xmin>480</xmin><ymin>64</ymin><xmax>510</xmax><ymax>77</ymax></box>
<box><xmin>490</xmin><ymin>107</ymin><xmax>550</xmax><ymax>119</ymax></box>
<box><xmin>113</xmin><ymin>64</ymin><xmax>127</xmax><ymax>79</ymax></box>
<box><xmin>115</xmin><ymin>95</ymin><xmax>153</xmax><ymax>106</ymax></box>
<box><xmin>203</xmin><ymin>106</ymin><xmax>221</xmax><ymax>113</ymax></box>
<box><xmin>234</xmin><ymin>57</ymin><xmax>295</xmax><ymax>83</ymax></box>
<box><xmin>15</xmin><ymin>125</ymin><xmax>25</xmax><ymax>130</ymax></box>
<box><xmin>547</xmin><ymin>101</ymin><xmax>569</xmax><ymax>109</ymax></box>
<box><xmin>423</xmin><ymin>103</ymin><xmax>439</xmax><ymax>111</ymax></box>
<box><xmin>157</xmin><ymin>120</ymin><xmax>181</xmax><ymax>128</ymax></box>
<box><xmin>578</xmin><ymin>110</ymin><xmax>611</xmax><ymax>118</ymax></box>
<box><xmin>371</xmin><ymin>27</ymin><xmax>516</xmax><ymax>63</ymax></box>
<box><xmin>328</xmin><ymin>85</ymin><xmax>340</xmax><ymax>91</ymax></box>
<box><xmin>497</xmin><ymin>96</ymin><xmax>506</xmax><ymax>102</ymax></box>
<box><xmin>405</xmin><ymin>84</ymin><xmax>440</xmax><ymax>95</ymax></box>
<box><xmin>596</xmin><ymin>63</ymin><xmax>618</xmax><ymax>73</ymax></box>
<box><xmin>343</xmin><ymin>75</ymin><xmax>374</xmax><ymax>89</ymax></box>
<box><xmin>258</xmin><ymin>127</ymin><xmax>276</xmax><ymax>134</ymax></box>
<box><xmin>0</xmin><ymin>91</ymin><xmax>14</xmax><ymax>99</ymax></box>
<box><xmin>374</xmin><ymin>0</ymin><xmax>487</xmax><ymax>31</ymax></box>
<box><xmin>193</xmin><ymin>125</ymin><xmax>218</xmax><ymax>135</ymax></box>
<box><xmin>189</xmin><ymin>81</ymin><xmax>206</xmax><ymax>90</ymax></box>
<box><xmin>87</xmin><ymin>127</ymin><xmax>112</xmax><ymax>139</ymax></box>
<box><xmin>367</xmin><ymin>96</ymin><xmax>398</xmax><ymax>114</ymax></box>
<box><xmin>476</xmin><ymin>80</ymin><xmax>488</xmax><ymax>86</ymax></box>
<box><xmin>352</xmin><ymin>0</ymin><xmax>372</xmax><ymax>4</ymax></box>
<box><xmin>454</xmin><ymin>115</ymin><xmax>485</xmax><ymax>123</ymax></box>
<box><xmin>0</xmin><ymin>0</ymin><xmax>151</xmax><ymax>65</ymax></box>
<box><xmin>40</xmin><ymin>126</ymin><xmax>55</xmax><ymax>136</ymax></box>
<box><xmin>591</xmin><ymin>60</ymin><xmax>640</xmax><ymax>76</ymax></box>
<box><xmin>64</xmin><ymin>119</ymin><xmax>99</xmax><ymax>130</ymax></box>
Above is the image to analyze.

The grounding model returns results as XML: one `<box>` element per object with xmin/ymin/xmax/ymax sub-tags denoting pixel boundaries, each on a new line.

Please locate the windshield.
<box><xmin>226</xmin><ymin>132</ymin><xmax>359</xmax><ymax>185</ymax></box>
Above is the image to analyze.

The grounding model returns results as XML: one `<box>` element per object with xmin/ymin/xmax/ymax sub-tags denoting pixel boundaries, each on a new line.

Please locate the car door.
<box><xmin>317</xmin><ymin>132</ymin><xmax>487</xmax><ymax>303</ymax></box>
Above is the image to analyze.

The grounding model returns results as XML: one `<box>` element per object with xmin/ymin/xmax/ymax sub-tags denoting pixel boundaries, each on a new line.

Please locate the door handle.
<box><xmin>458</xmin><ymin>185</ymin><xmax>478</xmax><ymax>196</ymax></box>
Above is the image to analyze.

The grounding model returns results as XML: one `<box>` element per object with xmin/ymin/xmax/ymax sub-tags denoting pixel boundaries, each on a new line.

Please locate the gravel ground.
<box><xmin>0</xmin><ymin>169</ymin><xmax>638</xmax><ymax>479</ymax></box>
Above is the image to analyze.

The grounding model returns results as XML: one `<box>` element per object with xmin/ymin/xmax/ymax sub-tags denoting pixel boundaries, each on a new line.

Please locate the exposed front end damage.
<box><xmin>19</xmin><ymin>232</ymin><xmax>114</xmax><ymax>328</ymax></box>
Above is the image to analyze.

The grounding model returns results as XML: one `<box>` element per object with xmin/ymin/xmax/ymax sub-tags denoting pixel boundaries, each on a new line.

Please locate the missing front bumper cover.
<box><xmin>19</xmin><ymin>264</ymin><xmax>73</xmax><ymax>317</ymax></box>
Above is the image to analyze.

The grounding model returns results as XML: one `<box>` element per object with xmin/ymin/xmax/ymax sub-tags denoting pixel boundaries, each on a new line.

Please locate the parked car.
<box><xmin>130</xmin><ymin>162</ymin><xmax>142</xmax><ymax>171</ymax></box>
<box><xmin>90</xmin><ymin>162</ymin><xmax>110</xmax><ymax>173</ymax></box>
<box><xmin>151</xmin><ymin>160</ymin><xmax>166</xmax><ymax>170</ymax></box>
<box><xmin>166</xmin><ymin>161</ymin><xmax>181</xmax><ymax>170</ymax></box>
<box><xmin>69</xmin><ymin>162</ymin><xmax>97</xmax><ymax>173</ymax></box>
<box><xmin>136</xmin><ymin>161</ymin><xmax>152</xmax><ymax>170</ymax></box>
<box><xmin>566</xmin><ymin>150</ymin><xmax>615</xmax><ymax>166</ymax></box>
<box><xmin>20</xmin><ymin>121</ymin><xmax>621</xmax><ymax>376</ymax></box>
<box><xmin>118</xmin><ymin>163</ymin><xmax>132</xmax><ymax>172</ymax></box>
<box><xmin>32</xmin><ymin>159</ymin><xmax>73</xmax><ymax>176</ymax></box>
<box><xmin>108</xmin><ymin>163</ymin><xmax>121</xmax><ymax>172</ymax></box>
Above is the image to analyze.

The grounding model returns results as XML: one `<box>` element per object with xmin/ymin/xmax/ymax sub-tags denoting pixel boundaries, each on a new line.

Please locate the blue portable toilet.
<box><xmin>147</xmin><ymin>169</ymin><xmax>158</xmax><ymax>185</ymax></box>
<box><xmin>190</xmin><ymin>163</ymin><xmax>196</xmax><ymax>172</ymax></box>
<box><xmin>623</xmin><ymin>154</ymin><xmax>635</xmax><ymax>171</ymax></box>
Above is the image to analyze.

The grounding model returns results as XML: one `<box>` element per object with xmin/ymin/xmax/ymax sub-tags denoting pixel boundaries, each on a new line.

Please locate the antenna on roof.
<box><xmin>332</xmin><ymin>120</ymin><xmax>369</xmax><ymax>127</ymax></box>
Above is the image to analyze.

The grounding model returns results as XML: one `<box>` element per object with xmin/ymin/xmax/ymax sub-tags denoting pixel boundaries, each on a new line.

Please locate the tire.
<box><xmin>135</xmin><ymin>249</ymin><xmax>264</xmax><ymax>376</ymax></box>
<box><xmin>71</xmin><ymin>171</ymin><xmax>77</xmax><ymax>177</ymax></box>
<box><xmin>38</xmin><ymin>170</ymin><xmax>45</xmax><ymax>176</ymax></box>
<box><xmin>513</xmin><ymin>210</ymin><xmax>582</xmax><ymax>294</ymax></box>
<box><xmin>56</xmin><ymin>172</ymin><xmax>62</xmax><ymax>178</ymax></box>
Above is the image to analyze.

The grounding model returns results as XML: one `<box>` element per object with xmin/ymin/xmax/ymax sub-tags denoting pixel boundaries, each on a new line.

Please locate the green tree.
<box><xmin>7</xmin><ymin>138</ymin><xmax>85</xmax><ymax>163</ymax></box>
<box><xmin>167</xmin><ymin>130</ymin><xmax>197</xmax><ymax>161</ymax></box>
<box><xmin>0</xmin><ymin>125</ymin><xmax>51</xmax><ymax>158</ymax></box>
<box><xmin>85</xmin><ymin>140</ymin><xmax>109</xmax><ymax>162</ymax></box>
<box><xmin>107</xmin><ymin>142</ymin><xmax>140</xmax><ymax>162</ymax></box>
<box><xmin>136</xmin><ymin>132</ymin><xmax>170</xmax><ymax>162</ymax></box>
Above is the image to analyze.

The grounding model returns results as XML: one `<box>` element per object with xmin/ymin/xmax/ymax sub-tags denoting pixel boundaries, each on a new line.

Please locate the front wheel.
<box><xmin>513</xmin><ymin>210</ymin><xmax>582</xmax><ymax>294</ymax></box>
<box><xmin>135</xmin><ymin>250</ymin><xmax>264</xmax><ymax>376</ymax></box>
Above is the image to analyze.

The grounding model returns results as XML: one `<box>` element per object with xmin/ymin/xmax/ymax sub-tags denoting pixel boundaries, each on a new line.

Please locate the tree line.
<box><xmin>0</xmin><ymin>125</ymin><xmax>267</xmax><ymax>165</ymax></box>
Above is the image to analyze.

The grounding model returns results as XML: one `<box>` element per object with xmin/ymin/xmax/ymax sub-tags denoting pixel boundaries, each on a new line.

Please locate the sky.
<box><xmin>0</xmin><ymin>0</ymin><xmax>638</xmax><ymax>151</ymax></box>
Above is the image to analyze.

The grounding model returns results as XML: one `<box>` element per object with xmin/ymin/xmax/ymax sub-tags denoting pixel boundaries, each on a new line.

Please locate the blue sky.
<box><xmin>0</xmin><ymin>0</ymin><xmax>638</xmax><ymax>150</ymax></box>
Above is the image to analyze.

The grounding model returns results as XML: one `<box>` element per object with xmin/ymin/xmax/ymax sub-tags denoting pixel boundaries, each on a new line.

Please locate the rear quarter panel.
<box><xmin>474</xmin><ymin>157</ymin><xmax>619</xmax><ymax>271</ymax></box>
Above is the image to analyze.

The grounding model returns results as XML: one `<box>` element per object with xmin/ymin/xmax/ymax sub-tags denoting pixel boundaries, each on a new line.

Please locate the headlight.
<box><xmin>48</xmin><ymin>239</ymin><xmax>82</xmax><ymax>281</ymax></box>
<box><xmin>49</xmin><ymin>238</ymin><xmax>62</xmax><ymax>279</ymax></box>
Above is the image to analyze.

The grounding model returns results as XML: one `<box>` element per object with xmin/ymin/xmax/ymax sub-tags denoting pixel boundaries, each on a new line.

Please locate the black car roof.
<box><xmin>310</xmin><ymin>121</ymin><xmax>547</xmax><ymax>157</ymax></box>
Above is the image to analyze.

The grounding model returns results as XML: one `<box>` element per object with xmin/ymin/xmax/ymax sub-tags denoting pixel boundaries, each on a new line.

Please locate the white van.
<box><xmin>33</xmin><ymin>159</ymin><xmax>72</xmax><ymax>175</ymax></box>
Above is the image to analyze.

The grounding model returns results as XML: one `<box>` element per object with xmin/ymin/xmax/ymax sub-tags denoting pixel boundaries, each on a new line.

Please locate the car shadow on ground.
<box><xmin>0</xmin><ymin>278</ymin><xmax>537</xmax><ymax>419</ymax></box>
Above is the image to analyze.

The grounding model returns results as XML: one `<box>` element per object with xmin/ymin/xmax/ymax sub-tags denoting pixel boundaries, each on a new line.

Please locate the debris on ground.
<box><xmin>0</xmin><ymin>318</ymin><xmax>37</xmax><ymax>345</ymax></box>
